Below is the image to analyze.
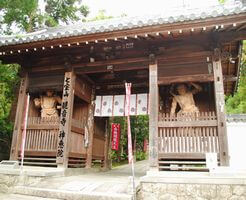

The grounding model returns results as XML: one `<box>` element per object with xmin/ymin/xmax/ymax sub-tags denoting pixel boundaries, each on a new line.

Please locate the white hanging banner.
<box><xmin>101</xmin><ymin>96</ymin><xmax>113</xmax><ymax>117</ymax></box>
<box><xmin>129</xmin><ymin>94</ymin><xmax>137</xmax><ymax>116</ymax></box>
<box><xmin>137</xmin><ymin>93</ymin><xmax>148</xmax><ymax>115</ymax></box>
<box><xmin>94</xmin><ymin>96</ymin><xmax>102</xmax><ymax>117</ymax></box>
<box><xmin>113</xmin><ymin>95</ymin><xmax>125</xmax><ymax>116</ymax></box>
<box><xmin>94</xmin><ymin>93</ymin><xmax>149</xmax><ymax>117</ymax></box>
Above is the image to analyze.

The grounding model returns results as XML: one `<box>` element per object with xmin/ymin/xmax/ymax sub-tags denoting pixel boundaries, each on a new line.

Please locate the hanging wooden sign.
<box><xmin>111</xmin><ymin>123</ymin><xmax>120</xmax><ymax>150</ymax></box>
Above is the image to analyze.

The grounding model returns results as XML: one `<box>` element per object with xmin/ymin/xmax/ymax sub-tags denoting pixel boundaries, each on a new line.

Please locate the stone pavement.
<box><xmin>1</xmin><ymin>160</ymin><xmax>149</xmax><ymax>200</ymax></box>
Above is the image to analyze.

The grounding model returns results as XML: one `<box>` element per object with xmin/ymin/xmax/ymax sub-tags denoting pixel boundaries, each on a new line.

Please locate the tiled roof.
<box><xmin>227</xmin><ymin>114</ymin><xmax>246</xmax><ymax>122</ymax></box>
<box><xmin>0</xmin><ymin>3</ymin><xmax>246</xmax><ymax>47</ymax></box>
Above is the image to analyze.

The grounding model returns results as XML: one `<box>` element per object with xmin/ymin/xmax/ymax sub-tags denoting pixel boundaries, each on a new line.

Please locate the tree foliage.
<box><xmin>110</xmin><ymin>116</ymin><xmax>149</xmax><ymax>162</ymax></box>
<box><xmin>0</xmin><ymin>63</ymin><xmax>20</xmax><ymax>154</ymax></box>
<box><xmin>226</xmin><ymin>41</ymin><xmax>246</xmax><ymax>113</ymax></box>
<box><xmin>88</xmin><ymin>10</ymin><xmax>113</xmax><ymax>22</ymax></box>
<box><xmin>0</xmin><ymin>0</ymin><xmax>89</xmax><ymax>33</ymax></box>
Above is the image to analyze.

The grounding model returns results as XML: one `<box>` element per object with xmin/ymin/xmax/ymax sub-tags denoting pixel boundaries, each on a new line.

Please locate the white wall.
<box><xmin>227</xmin><ymin>122</ymin><xmax>246</xmax><ymax>169</ymax></box>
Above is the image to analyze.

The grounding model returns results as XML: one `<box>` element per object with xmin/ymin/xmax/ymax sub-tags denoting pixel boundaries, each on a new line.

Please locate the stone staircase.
<box><xmin>1</xmin><ymin>194</ymin><xmax>60</xmax><ymax>200</ymax></box>
<box><xmin>10</xmin><ymin>185</ymin><xmax>133</xmax><ymax>200</ymax></box>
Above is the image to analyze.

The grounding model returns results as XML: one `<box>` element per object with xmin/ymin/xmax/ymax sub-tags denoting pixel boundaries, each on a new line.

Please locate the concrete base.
<box><xmin>0</xmin><ymin>166</ymin><xmax>65</xmax><ymax>177</ymax></box>
<box><xmin>139</xmin><ymin>168</ymin><xmax>246</xmax><ymax>200</ymax></box>
<box><xmin>143</xmin><ymin>168</ymin><xmax>246</xmax><ymax>185</ymax></box>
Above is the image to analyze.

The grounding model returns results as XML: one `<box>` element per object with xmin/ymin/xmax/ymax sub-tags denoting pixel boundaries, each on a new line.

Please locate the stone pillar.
<box><xmin>213</xmin><ymin>48</ymin><xmax>229</xmax><ymax>166</ymax></box>
<box><xmin>56</xmin><ymin>71</ymin><xmax>75</xmax><ymax>168</ymax></box>
<box><xmin>10</xmin><ymin>73</ymin><xmax>29</xmax><ymax>160</ymax></box>
<box><xmin>149</xmin><ymin>55</ymin><xmax>159</xmax><ymax>169</ymax></box>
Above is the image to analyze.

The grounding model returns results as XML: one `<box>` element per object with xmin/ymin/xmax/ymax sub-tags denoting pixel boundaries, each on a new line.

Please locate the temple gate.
<box><xmin>0</xmin><ymin>2</ymin><xmax>246</xmax><ymax>171</ymax></box>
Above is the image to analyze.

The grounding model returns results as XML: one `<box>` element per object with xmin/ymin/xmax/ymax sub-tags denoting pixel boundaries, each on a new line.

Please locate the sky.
<box><xmin>83</xmin><ymin>0</ymin><xmax>220</xmax><ymax>18</ymax></box>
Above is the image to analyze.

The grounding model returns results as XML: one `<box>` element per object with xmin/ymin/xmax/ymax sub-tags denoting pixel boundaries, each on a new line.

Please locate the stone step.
<box><xmin>0</xmin><ymin>194</ymin><xmax>60</xmax><ymax>200</ymax></box>
<box><xmin>13</xmin><ymin>186</ymin><xmax>133</xmax><ymax>200</ymax></box>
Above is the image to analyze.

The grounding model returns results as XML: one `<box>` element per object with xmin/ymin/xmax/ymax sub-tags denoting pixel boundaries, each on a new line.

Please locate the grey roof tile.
<box><xmin>227</xmin><ymin>114</ymin><xmax>246</xmax><ymax>122</ymax></box>
<box><xmin>0</xmin><ymin>3</ymin><xmax>245</xmax><ymax>47</ymax></box>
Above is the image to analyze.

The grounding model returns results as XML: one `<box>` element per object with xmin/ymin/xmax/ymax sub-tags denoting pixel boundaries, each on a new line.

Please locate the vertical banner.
<box><xmin>125</xmin><ymin>83</ymin><xmax>136</xmax><ymax>200</ymax></box>
<box><xmin>125</xmin><ymin>83</ymin><xmax>133</xmax><ymax>163</ymax></box>
<box><xmin>111</xmin><ymin>123</ymin><xmax>120</xmax><ymax>150</ymax></box>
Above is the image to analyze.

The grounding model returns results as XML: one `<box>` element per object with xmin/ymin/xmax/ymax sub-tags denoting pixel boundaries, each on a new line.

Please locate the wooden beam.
<box><xmin>79</xmin><ymin>74</ymin><xmax>95</xmax><ymax>85</ymax></box>
<box><xmin>74</xmin><ymin>77</ymin><xmax>92</xmax><ymax>103</ymax></box>
<box><xmin>158</xmin><ymin>74</ymin><xmax>214</xmax><ymax>85</ymax></box>
<box><xmin>158</xmin><ymin>120</ymin><xmax>217</xmax><ymax>127</ymax></box>
<box><xmin>149</xmin><ymin>56</ymin><xmax>159</xmax><ymax>168</ymax></box>
<box><xmin>29</xmin><ymin>51</ymin><xmax>211</xmax><ymax>74</ymax></box>
<box><xmin>212</xmin><ymin>49</ymin><xmax>229</xmax><ymax>166</ymax></box>
<box><xmin>56</xmin><ymin>71</ymin><xmax>75</xmax><ymax>168</ymax></box>
<box><xmin>214</xmin><ymin>30</ymin><xmax>246</xmax><ymax>43</ymax></box>
<box><xmin>76</xmin><ymin>62</ymin><xmax>148</xmax><ymax>74</ymax></box>
<box><xmin>10</xmin><ymin>73</ymin><xmax>29</xmax><ymax>160</ymax></box>
<box><xmin>223</xmin><ymin>75</ymin><xmax>238</xmax><ymax>82</ymax></box>
<box><xmin>159</xmin><ymin>153</ymin><xmax>207</xmax><ymax>159</ymax></box>
<box><xmin>236</xmin><ymin>23</ymin><xmax>246</xmax><ymax>31</ymax></box>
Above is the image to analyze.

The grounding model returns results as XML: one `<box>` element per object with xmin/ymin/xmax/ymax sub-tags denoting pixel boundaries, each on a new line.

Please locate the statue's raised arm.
<box><xmin>169</xmin><ymin>83</ymin><xmax>200</xmax><ymax>115</ymax></box>
<box><xmin>190</xmin><ymin>82</ymin><xmax>202</xmax><ymax>94</ymax></box>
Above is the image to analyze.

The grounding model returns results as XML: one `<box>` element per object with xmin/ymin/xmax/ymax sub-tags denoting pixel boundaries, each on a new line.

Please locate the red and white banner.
<box><xmin>125</xmin><ymin>83</ymin><xmax>133</xmax><ymax>164</ymax></box>
<box><xmin>111</xmin><ymin>123</ymin><xmax>120</xmax><ymax>150</ymax></box>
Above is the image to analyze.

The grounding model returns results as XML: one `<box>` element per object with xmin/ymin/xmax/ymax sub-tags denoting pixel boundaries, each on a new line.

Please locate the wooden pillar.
<box><xmin>103</xmin><ymin>119</ymin><xmax>110</xmax><ymax>169</ymax></box>
<box><xmin>56</xmin><ymin>71</ymin><xmax>75</xmax><ymax>168</ymax></box>
<box><xmin>10</xmin><ymin>73</ymin><xmax>29</xmax><ymax>160</ymax></box>
<box><xmin>213</xmin><ymin>48</ymin><xmax>229</xmax><ymax>166</ymax></box>
<box><xmin>85</xmin><ymin>88</ymin><xmax>95</xmax><ymax>168</ymax></box>
<box><xmin>149</xmin><ymin>55</ymin><xmax>159</xmax><ymax>169</ymax></box>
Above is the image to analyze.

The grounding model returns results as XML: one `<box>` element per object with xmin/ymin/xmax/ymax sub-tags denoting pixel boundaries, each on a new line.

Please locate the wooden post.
<box><xmin>10</xmin><ymin>73</ymin><xmax>29</xmax><ymax>160</ymax></box>
<box><xmin>212</xmin><ymin>48</ymin><xmax>229</xmax><ymax>166</ymax></box>
<box><xmin>103</xmin><ymin>119</ymin><xmax>110</xmax><ymax>169</ymax></box>
<box><xmin>86</xmin><ymin>88</ymin><xmax>95</xmax><ymax>168</ymax></box>
<box><xmin>56</xmin><ymin>71</ymin><xmax>75</xmax><ymax>168</ymax></box>
<box><xmin>149</xmin><ymin>55</ymin><xmax>159</xmax><ymax>169</ymax></box>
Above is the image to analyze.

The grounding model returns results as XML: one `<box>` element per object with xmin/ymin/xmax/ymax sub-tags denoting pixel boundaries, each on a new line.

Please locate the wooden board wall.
<box><xmin>72</xmin><ymin>99</ymin><xmax>88</xmax><ymax>122</ymax></box>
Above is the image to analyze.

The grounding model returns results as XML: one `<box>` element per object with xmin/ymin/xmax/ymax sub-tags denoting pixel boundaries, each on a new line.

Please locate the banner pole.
<box><xmin>125</xmin><ymin>83</ymin><xmax>136</xmax><ymax>200</ymax></box>
<box><xmin>20</xmin><ymin>93</ymin><xmax>30</xmax><ymax>174</ymax></box>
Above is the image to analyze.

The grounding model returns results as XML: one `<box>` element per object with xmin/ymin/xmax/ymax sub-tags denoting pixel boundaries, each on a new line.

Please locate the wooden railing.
<box><xmin>158</xmin><ymin>112</ymin><xmax>219</xmax><ymax>154</ymax></box>
<box><xmin>24</xmin><ymin>117</ymin><xmax>59</xmax><ymax>151</ymax></box>
<box><xmin>24</xmin><ymin>117</ymin><xmax>87</xmax><ymax>152</ymax></box>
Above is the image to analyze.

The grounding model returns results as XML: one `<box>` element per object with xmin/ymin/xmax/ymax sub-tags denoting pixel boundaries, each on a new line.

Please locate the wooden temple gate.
<box><xmin>10</xmin><ymin>72</ymin><xmax>106</xmax><ymax>168</ymax></box>
<box><xmin>0</xmin><ymin>2</ymin><xmax>246</xmax><ymax>170</ymax></box>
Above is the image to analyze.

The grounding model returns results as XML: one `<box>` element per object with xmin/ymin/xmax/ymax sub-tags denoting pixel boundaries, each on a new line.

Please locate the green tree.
<box><xmin>226</xmin><ymin>41</ymin><xmax>246</xmax><ymax>113</ymax></box>
<box><xmin>110</xmin><ymin>116</ymin><xmax>149</xmax><ymax>163</ymax></box>
<box><xmin>0</xmin><ymin>63</ymin><xmax>19</xmax><ymax>155</ymax></box>
<box><xmin>88</xmin><ymin>10</ymin><xmax>113</xmax><ymax>22</ymax></box>
<box><xmin>87</xmin><ymin>10</ymin><xmax>126</xmax><ymax>22</ymax></box>
<box><xmin>0</xmin><ymin>0</ymin><xmax>89</xmax><ymax>33</ymax></box>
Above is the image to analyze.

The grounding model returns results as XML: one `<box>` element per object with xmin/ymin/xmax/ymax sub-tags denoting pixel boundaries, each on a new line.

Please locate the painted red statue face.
<box><xmin>177</xmin><ymin>84</ymin><xmax>187</xmax><ymax>95</ymax></box>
